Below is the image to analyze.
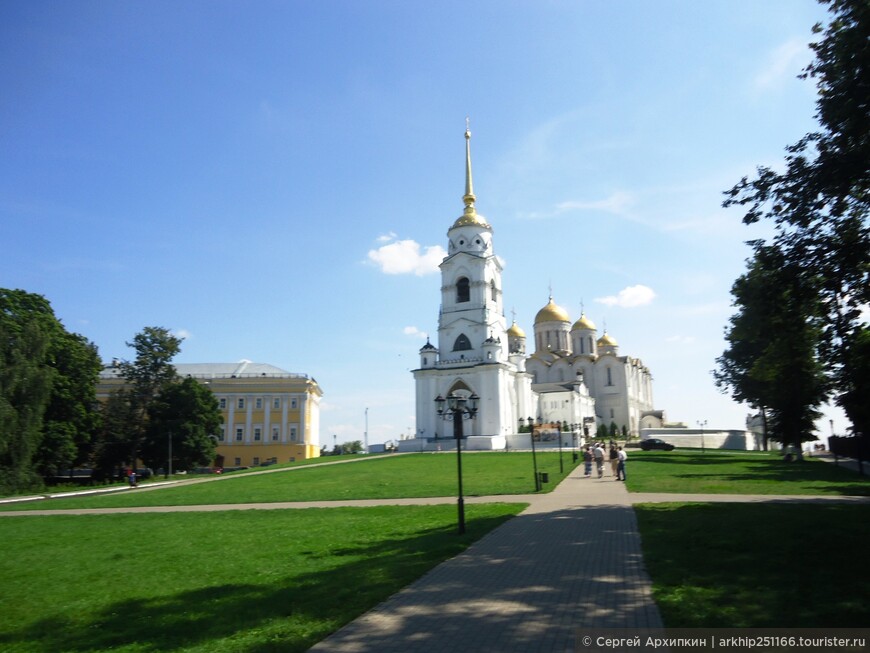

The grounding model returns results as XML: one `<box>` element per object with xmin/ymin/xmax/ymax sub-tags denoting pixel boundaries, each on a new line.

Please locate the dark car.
<box><xmin>640</xmin><ymin>438</ymin><xmax>675</xmax><ymax>451</ymax></box>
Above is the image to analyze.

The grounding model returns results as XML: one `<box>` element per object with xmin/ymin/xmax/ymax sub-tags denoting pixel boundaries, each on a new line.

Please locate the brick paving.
<box><xmin>308</xmin><ymin>466</ymin><xmax>663</xmax><ymax>653</ymax></box>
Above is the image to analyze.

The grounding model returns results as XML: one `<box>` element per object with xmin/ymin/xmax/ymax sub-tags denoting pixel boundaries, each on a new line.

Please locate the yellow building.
<box><xmin>97</xmin><ymin>361</ymin><xmax>323</xmax><ymax>468</ymax></box>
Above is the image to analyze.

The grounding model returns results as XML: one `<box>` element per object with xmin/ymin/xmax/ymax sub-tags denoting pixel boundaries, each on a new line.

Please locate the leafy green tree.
<box><xmin>723</xmin><ymin>0</ymin><xmax>869</xmax><ymax>440</ymax></box>
<box><xmin>36</xmin><ymin>331</ymin><xmax>102</xmax><ymax>477</ymax></box>
<box><xmin>110</xmin><ymin>327</ymin><xmax>182</xmax><ymax>469</ymax></box>
<box><xmin>0</xmin><ymin>289</ymin><xmax>102</xmax><ymax>491</ymax></box>
<box><xmin>0</xmin><ymin>319</ymin><xmax>53</xmax><ymax>492</ymax></box>
<box><xmin>715</xmin><ymin>247</ymin><xmax>828</xmax><ymax>452</ymax></box>
<box><xmin>837</xmin><ymin>327</ymin><xmax>870</xmax><ymax>439</ymax></box>
<box><xmin>141</xmin><ymin>377</ymin><xmax>221</xmax><ymax>472</ymax></box>
<box><xmin>340</xmin><ymin>440</ymin><xmax>364</xmax><ymax>454</ymax></box>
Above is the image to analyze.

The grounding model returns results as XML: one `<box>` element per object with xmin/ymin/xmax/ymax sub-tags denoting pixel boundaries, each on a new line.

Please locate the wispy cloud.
<box><xmin>403</xmin><ymin>326</ymin><xmax>428</xmax><ymax>340</ymax></box>
<box><xmin>519</xmin><ymin>191</ymin><xmax>636</xmax><ymax>221</ymax></box>
<box><xmin>367</xmin><ymin>235</ymin><xmax>446</xmax><ymax>276</ymax></box>
<box><xmin>753</xmin><ymin>38</ymin><xmax>810</xmax><ymax>91</ymax></box>
<box><xmin>174</xmin><ymin>328</ymin><xmax>192</xmax><ymax>340</ymax></box>
<box><xmin>595</xmin><ymin>285</ymin><xmax>656</xmax><ymax>308</ymax></box>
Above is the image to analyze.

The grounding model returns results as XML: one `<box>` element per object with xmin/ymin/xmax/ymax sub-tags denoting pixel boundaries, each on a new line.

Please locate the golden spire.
<box><xmin>451</xmin><ymin>119</ymin><xmax>490</xmax><ymax>230</ymax></box>
<box><xmin>463</xmin><ymin>117</ymin><xmax>476</xmax><ymax>212</ymax></box>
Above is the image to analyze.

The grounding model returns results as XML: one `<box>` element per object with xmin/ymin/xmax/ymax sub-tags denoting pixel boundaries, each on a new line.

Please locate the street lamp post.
<box><xmin>558</xmin><ymin>422</ymin><xmax>564</xmax><ymax>473</ymax></box>
<box><xmin>435</xmin><ymin>392</ymin><xmax>479</xmax><ymax>534</ymax></box>
<box><xmin>697</xmin><ymin>420</ymin><xmax>707</xmax><ymax>452</ymax></box>
<box><xmin>531</xmin><ymin>416</ymin><xmax>542</xmax><ymax>491</ymax></box>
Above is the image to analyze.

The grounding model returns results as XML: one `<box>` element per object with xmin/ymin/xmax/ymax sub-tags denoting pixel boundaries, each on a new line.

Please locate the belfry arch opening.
<box><xmin>456</xmin><ymin>277</ymin><xmax>470</xmax><ymax>303</ymax></box>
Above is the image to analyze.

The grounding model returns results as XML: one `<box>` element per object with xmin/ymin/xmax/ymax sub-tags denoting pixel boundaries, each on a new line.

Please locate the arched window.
<box><xmin>453</xmin><ymin>334</ymin><xmax>472</xmax><ymax>351</ymax></box>
<box><xmin>490</xmin><ymin>280</ymin><xmax>497</xmax><ymax>301</ymax></box>
<box><xmin>456</xmin><ymin>277</ymin><xmax>470</xmax><ymax>303</ymax></box>
<box><xmin>606</xmin><ymin>367</ymin><xmax>613</xmax><ymax>386</ymax></box>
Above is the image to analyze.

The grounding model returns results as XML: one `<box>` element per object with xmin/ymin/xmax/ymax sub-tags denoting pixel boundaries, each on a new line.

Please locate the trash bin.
<box><xmin>539</xmin><ymin>472</ymin><xmax>549</xmax><ymax>484</ymax></box>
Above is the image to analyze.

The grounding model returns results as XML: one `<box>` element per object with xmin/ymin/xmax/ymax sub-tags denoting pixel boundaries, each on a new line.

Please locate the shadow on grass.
<box><xmin>636</xmin><ymin>502</ymin><xmax>870</xmax><ymax>627</ymax></box>
<box><xmin>0</xmin><ymin>514</ymin><xmax>514</xmax><ymax>653</ymax></box>
<box><xmin>635</xmin><ymin>452</ymin><xmax>870</xmax><ymax>495</ymax></box>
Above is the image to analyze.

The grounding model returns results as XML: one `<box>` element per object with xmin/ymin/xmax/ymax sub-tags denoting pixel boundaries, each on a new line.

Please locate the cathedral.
<box><xmin>413</xmin><ymin>127</ymin><xmax>659</xmax><ymax>446</ymax></box>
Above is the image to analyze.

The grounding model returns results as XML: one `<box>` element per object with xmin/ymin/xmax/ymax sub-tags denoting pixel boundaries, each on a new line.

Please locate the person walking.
<box><xmin>617</xmin><ymin>446</ymin><xmax>627</xmax><ymax>481</ymax></box>
<box><xmin>593</xmin><ymin>443</ymin><xmax>605</xmax><ymax>479</ymax></box>
<box><xmin>583</xmin><ymin>446</ymin><xmax>593</xmax><ymax>477</ymax></box>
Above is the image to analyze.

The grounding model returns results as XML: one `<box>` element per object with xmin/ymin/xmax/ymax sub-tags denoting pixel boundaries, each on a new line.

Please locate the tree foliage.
<box><xmin>0</xmin><ymin>289</ymin><xmax>101</xmax><ymax>491</ymax></box>
<box><xmin>721</xmin><ymin>0</ymin><xmax>869</xmax><ymax>441</ymax></box>
<box><xmin>106</xmin><ymin>327</ymin><xmax>182</xmax><ymax>469</ymax></box>
<box><xmin>141</xmin><ymin>377</ymin><xmax>221</xmax><ymax>472</ymax></box>
<box><xmin>717</xmin><ymin>247</ymin><xmax>828</xmax><ymax>449</ymax></box>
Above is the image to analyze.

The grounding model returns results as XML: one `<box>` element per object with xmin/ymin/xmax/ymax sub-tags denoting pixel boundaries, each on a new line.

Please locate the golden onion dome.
<box><xmin>451</xmin><ymin>208</ymin><xmax>490</xmax><ymax>230</ymax></box>
<box><xmin>572</xmin><ymin>313</ymin><xmax>596</xmax><ymax>331</ymax></box>
<box><xmin>507</xmin><ymin>321</ymin><xmax>526</xmax><ymax>338</ymax></box>
<box><xmin>597</xmin><ymin>332</ymin><xmax>618</xmax><ymax>347</ymax></box>
<box><xmin>535</xmin><ymin>298</ymin><xmax>570</xmax><ymax>324</ymax></box>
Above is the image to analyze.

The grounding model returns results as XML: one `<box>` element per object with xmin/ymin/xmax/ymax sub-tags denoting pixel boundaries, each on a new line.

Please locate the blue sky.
<box><xmin>2</xmin><ymin>0</ymin><xmax>845</xmax><ymax>446</ymax></box>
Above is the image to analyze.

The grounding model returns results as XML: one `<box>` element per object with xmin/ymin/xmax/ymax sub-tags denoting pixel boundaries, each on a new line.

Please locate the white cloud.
<box><xmin>376</xmin><ymin>232</ymin><xmax>397</xmax><ymax>243</ymax></box>
<box><xmin>555</xmin><ymin>191</ymin><xmax>635</xmax><ymax>216</ymax></box>
<box><xmin>519</xmin><ymin>191</ymin><xmax>635</xmax><ymax>221</ymax></box>
<box><xmin>367</xmin><ymin>238</ymin><xmax>446</xmax><ymax>276</ymax></box>
<box><xmin>403</xmin><ymin>326</ymin><xmax>428</xmax><ymax>339</ymax></box>
<box><xmin>174</xmin><ymin>328</ymin><xmax>192</xmax><ymax>340</ymax></box>
<box><xmin>753</xmin><ymin>38</ymin><xmax>810</xmax><ymax>91</ymax></box>
<box><xmin>595</xmin><ymin>285</ymin><xmax>656</xmax><ymax>308</ymax></box>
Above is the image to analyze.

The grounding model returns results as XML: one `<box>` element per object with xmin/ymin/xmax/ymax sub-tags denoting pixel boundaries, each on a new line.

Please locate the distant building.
<box><xmin>97</xmin><ymin>360</ymin><xmax>323</xmax><ymax>467</ymax></box>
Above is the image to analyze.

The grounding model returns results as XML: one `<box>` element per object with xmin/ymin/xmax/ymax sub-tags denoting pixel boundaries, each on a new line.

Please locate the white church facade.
<box><xmin>412</xmin><ymin>127</ymin><xmax>661</xmax><ymax>449</ymax></box>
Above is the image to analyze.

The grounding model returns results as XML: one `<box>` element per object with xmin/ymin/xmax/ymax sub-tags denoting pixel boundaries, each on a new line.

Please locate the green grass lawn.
<box><xmin>626</xmin><ymin>450</ymin><xmax>870</xmax><ymax>495</ymax></box>
<box><xmin>636</xmin><ymin>502</ymin><xmax>870</xmax><ymax>627</ymax></box>
<box><xmin>1</xmin><ymin>452</ymin><xmax>577</xmax><ymax>512</ymax></box>
<box><xmin>0</xmin><ymin>503</ymin><xmax>525</xmax><ymax>652</ymax></box>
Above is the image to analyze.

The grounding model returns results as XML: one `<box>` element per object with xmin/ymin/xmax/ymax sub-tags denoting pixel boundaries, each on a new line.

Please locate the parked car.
<box><xmin>640</xmin><ymin>438</ymin><xmax>675</xmax><ymax>451</ymax></box>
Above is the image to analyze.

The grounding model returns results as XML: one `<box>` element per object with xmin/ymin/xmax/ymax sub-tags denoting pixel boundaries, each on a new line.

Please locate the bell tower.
<box><xmin>413</xmin><ymin>123</ymin><xmax>526</xmax><ymax>443</ymax></box>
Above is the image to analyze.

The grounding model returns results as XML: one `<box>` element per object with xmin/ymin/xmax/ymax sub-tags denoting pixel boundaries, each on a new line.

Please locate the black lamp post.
<box><xmin>531</xmin><ymin>416</ymin><xmax>542</xmax><ymax>491</ymax></box>
<box><xmin>435</xmin><ymin>391</ymin><xmax>479</xmax><ymax>534</ymax></box>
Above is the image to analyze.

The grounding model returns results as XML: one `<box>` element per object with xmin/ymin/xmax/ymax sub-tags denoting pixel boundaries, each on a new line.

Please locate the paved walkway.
<box><xmin>308</xmin><ymin>466</ymin><xmax>662</xmax><ymax>653</ymax></box>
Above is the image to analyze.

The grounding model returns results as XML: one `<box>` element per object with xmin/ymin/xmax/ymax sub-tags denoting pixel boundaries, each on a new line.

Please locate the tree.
<box><xmin>715</xmin><ymin>246</ymin><xmax>829</xmax><ymax>452</ymax></box>
<box><xmin>141</xmin><ymin>377</ymin><xmax>221</xmax><ymax>473</ymax></box>
<box><xmin>340</xmin><ymin>440</ymin><xmax>364</xmax><ymax>454</ymax></box>
<box><xmin>0</xmin><ymin>319</ymin><xmax>53</xmax><ymax>492</ymax></box>
<box><xmin>110</xmin><ymin>327</ymin><xmax>182</xmax><ymax>469</ymax></box>
<box><xmin>36</xmin><ymin>331</ymin><xmax>102</xmax><ymax>477</ymax></box>
<box><xmin>723</xmin><ymin>0</ymin><xmax>869</xmax><ymax>441</ymax></box>
<box><xmin>0</xmin><ymin>289</ymin><xmax>102</xmax><ymax>491</ymax></box>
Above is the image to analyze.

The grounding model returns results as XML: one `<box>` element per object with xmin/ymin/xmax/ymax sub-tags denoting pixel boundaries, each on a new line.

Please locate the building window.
<box><xmin>453</xmin><ymin>334</ymin><xmax>472</xmax><ymax>351</ymax></box>
<box><xmin>234</xmin><ymin>458</ymin><xmax>241</xmax><ymax>466</ymax></box>
<box><xmin>490</xmin><ymin>280</ymin><xmax>496</xmax><ymax>301</ymax></box>
<box><xmin>607</xmin><ymin>368</ymin><xmax>613</xmax><ymax>386</ymax></box>
<box><xmin>456</xmin><ymin>277</ymin><xmax>470</xmax><ymax>303</ymax></box>
<box><xmin>219</xmin><ymin>398</ymin><xmax>227</xmax><ymax>409</ymax></box>
<box><xmin>255</xmin><ymin>398</ymin><xmax>262</xmax><ymax>409</ymax></box>
<box><xmin>272</xmin><ymin>426</ymin><xmax>280</xmax><ymax>441</ymax></box>
<box><xmin>253</xmin><ymin>457</ymin><xmax>260</xmax><ymax>466</ymax></box>
<box><xmin>235</xmin><ymin>428</ymin><xmax>243</xmax><ymax>441</ymax></box>
<box><xmin>290</xmin><ymin>426</ymin><xmax>298</xmax><ymax>441</ymax></box>
<box><xmin>291</xmin><ymin>398</ymin><xmax>298</xmax><ymax>410</ymax></box>
<box><xmin>254</xmin><ymin>428</ymin><xmax>262</xmax><ymax>441</ymax></box>
<box><xmin>237</xmin><ymin>398</ymin><xmax>245</xmax><ymax>409</ymax></box>
<box><xmin>273</xmin><ymin>398</ymin><xmax>281</xmax><ymax>410</ymax></box>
